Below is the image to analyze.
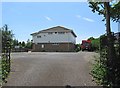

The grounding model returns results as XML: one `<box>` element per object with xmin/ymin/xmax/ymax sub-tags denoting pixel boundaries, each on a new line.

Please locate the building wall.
<box><xmin>32</xmin><ymin>32</ymin><xmax>76</xmax><ymax>44</ymax></box>
<box><xmin>32</xmin><ymin>43</ymin><xmax>75</xmax><ymax>52</ymax></box>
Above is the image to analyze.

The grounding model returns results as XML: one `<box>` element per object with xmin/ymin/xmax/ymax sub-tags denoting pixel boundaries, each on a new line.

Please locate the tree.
<box><xmin>18</xmin><ymin>42</ymin><xmax>22</xmax><ymax>48</ymax></box>
<box><xmin>21</xmin><ymin>41</ymin><xmax>26</xmax><ymax>48</ymax></box>
<box><xmin>75</xmin><ymin>44</ymin><xmax>81</xmax><ymax>52</ymax></box>
<box><xmin>1</xmin><ymin>24</ymin><xmax>14</xmax><ymax>81</ymax></box>
<box><xmin>89</xmin><ymin>1</ymin><xmax>120</xmax><ymax>22</ymax></box>
<box><xmin>110</xmin><ymin>1</ymin><xmax>120</xmax><ymax>22</ymax></box>
<box><xmin>1</xmin><ymin>24</ymin><xmax>14</xmax><ymax>52</ymax></box>
<box><xmin>12</xmin><ymin>39</ymin><xmax>19</xmax><ymax>48</ymax></box>
<box><xmin>87</xmin><ymin>37</ymin><xmax>100</xmax><ymax>51</ymax></box>
<box><xmin>88</xmin><ymin>37</ymin><xmax>95</xmax><ymax>40</ymax></box>
<box><xmin>89</xmin><ymin>1</ymin><xmax>120</xmax><ymax>87</ymax></box>
<box><xmin>25</xmin><ymin>39</ymin><xmax>32</xmax><ymax>49</ymax></box>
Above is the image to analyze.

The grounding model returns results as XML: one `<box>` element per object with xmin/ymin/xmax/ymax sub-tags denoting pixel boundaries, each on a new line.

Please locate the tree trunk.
<box><xmin>104</xmin><ymin>2</ymin><xmax>111</xmax><ymax>34</ymax></box>
<box><xmin>104</xmin><ymin>2</ymin><xmax>116</xmax><ymax>87</ymax></box>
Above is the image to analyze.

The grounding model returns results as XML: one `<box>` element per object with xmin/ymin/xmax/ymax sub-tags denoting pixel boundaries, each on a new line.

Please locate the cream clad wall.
<box><xmin>32</xmin><ymin>32</ymin><xmax>76</xmax><ymax>44</ymax></box>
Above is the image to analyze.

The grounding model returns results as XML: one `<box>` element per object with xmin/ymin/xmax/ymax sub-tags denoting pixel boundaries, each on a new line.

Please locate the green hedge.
<box><xmin>91</xmin><ymin>33</ymin><xmax>120</xmax><ymax>87</ymax></box>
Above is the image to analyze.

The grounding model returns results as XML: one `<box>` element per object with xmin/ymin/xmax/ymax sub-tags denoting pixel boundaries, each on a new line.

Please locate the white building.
<box><xmin>31</xmin><ymin>26</ymin><xmax>77</xmax><ymax>52</ymax></box>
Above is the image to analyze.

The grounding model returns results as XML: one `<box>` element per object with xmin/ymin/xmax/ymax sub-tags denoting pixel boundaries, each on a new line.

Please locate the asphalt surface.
<box><xmin>3</xmin><ymin>51</ymin><xmax>98</xmax><ymax>86</ymax></box>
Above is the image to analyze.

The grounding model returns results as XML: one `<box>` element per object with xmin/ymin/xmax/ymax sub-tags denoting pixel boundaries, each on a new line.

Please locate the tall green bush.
<box><xmin>1</xmin><ymin>24</ymin><xmax>13</xmax><ymax>83</ymax></box>
<box><xmin>91</xmin><ymin>33</ymin><xmax>120</xmax><ymax>87</ymax></box>
<box><xmin>87</xmin><ymin>37</ymin><xmax>100</xmax><ymax>51</ymax></box>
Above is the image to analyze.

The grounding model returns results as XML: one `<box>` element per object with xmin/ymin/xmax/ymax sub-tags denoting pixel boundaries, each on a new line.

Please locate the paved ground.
<box><xmin>4</xmin><ymin>51</ymin><xmax>98</xmax><ymax>86</ymax></box>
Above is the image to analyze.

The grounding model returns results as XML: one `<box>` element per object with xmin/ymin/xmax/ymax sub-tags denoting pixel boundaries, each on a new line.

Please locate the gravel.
<box><xmin>3</xmin><ymin>51</ymin><xmax>97</xmax><ymax>86</ymax></box>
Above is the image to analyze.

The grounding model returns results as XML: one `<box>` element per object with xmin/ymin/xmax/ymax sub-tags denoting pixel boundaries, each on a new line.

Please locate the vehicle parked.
<box><xmin>81</xmin><ymin>40</ymin><xmax>92</xmax><ymax>51</ymax></box>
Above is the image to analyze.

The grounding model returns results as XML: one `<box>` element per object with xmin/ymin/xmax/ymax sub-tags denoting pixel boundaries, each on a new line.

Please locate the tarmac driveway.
<box><xmin>4</xmin><ymin>52</ymin><xmax>97</xmax><ymax>86</ymax></box>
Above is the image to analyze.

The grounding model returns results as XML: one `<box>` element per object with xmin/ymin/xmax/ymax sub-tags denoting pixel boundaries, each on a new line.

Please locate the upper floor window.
<box><xmin>48</xmin><ymin>32</ymin><xmax>53</xmax><ymax>34</ymax></box>
<box><xmin>37</xmin><ymin>36</ymin><xmax>41</xmax><ymax>38</ymax></box>
<box><xmin>52</xmin><ymin>43</ymin><xmax>59</xmax><ymax>45</ymax></box>
<box><xmin>58</xmin><ymin>32</ymin><xmax>65</xmax><ymax>34</ymax></box>
<box><xmin>55</xmin><ymin>32</ymin><xmax>57</xmax><ymax>34</ymax></box>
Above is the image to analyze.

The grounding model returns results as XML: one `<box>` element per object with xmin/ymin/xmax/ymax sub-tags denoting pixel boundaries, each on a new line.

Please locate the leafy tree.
<box><xmin>87</xmin><ymin>37</ymin><xmax>100</xmax><ymax>51</ymax></box>
<box><xmin>88</xmin><ymin>37</ymin><xmax>95</xmax><ymax>40</ymax></box>
<box><xmin>0</xmin><ymin>24</ymin><xmax>14</xmax><ymax>82</ymax></box>
<box><xmin>75</xmin><ymin>44</ymin><xmax>81</xmax><ymax>52</ymax></box>
<box><xmin>89</xmin><ymin>1</ymin><xmax>120</xmax><ymax>22</ymax></box>
<box><xmin>88</xmin><ymin>1</ymin><xmax>120</xmax><ymax>87</ymax></box>
<box><xmin>21</xmin><ymin>41</ymin><xmax>26</xmax><ymax>48</ymax></box>
<box><xmin>91</xmin><ymin>38</ymin><xmax>100</xmax><ymax>51</ymax></box>
<box><xmin>110</xmin><ymin>1</ymin><xmax>120</xmax><ymax>22</ymax></box>
<box><xmin>12</xmin><ymin>39</ymin><xmax>19</xmax><ymax>48</ymax></box>
<box><xmin>18</xmin><ymin>42</ymin><xmax>22</xmax><ymax>48</ymax></box>
<box><xmin>1</xmin><ymin>24</ymin><xmax>14</xmax><ymax>52</ymax></box>
<box><xmin>25</xmin><ymin>39</ymin><xmax>32</xmax><ymax>49</ymax></box>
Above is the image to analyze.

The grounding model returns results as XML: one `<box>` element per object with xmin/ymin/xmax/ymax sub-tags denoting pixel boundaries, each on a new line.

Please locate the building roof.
<box><xmin>31</xmin><ymin>26</ymin><xmax>77</xmax><ymax>37</ymax></box>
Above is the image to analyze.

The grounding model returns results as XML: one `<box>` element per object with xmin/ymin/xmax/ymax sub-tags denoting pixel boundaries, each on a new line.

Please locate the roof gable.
<box><xmin>39</xmin><ymin>26</ymin><xmax>70</xmax><ymax>32</ymax></box>
<box><xmin>31</xmin><ymin>26</ymin><xmax>77</xmax><ymax>37</ymax></box>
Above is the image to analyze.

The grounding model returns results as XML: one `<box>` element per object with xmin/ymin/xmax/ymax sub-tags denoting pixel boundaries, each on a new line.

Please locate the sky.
<box><xmin>1</xmin><ymin>2</ymin><xmax>119</xmax><ymax>43</ymax></box>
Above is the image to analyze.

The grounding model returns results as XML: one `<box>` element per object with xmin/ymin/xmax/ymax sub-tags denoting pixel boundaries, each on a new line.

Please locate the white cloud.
<box><xmin>45</xmin><ymin>16</ymin><xmax>52</xmax><ymax>21</ymax></box>
<box><xmin>76</xmin><ymin>15</ymin><xmax>81</xmax><ymax>18</ymax></box>
<box><xmin>83</xmin><ymin>17</ymin><xmax>95</xmax><ymax>22</ymax></box>
<box><xmin>76</xmin><ymin>15</ymin><xmax>95</xmax><ymax>22</ymax></box>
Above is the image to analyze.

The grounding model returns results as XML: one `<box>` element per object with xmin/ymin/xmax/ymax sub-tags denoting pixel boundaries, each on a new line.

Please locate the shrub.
<box><xmin>91</xmin><ymin>56</ymin><xmax>107</xmax><ymax>85</ymax></box>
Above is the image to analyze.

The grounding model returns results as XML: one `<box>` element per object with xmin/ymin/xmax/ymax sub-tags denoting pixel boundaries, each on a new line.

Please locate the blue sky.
<box><xmin>2</xmin><ymin>2</ymin><xmax>119</xmax><ymax>43</ymax></box>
